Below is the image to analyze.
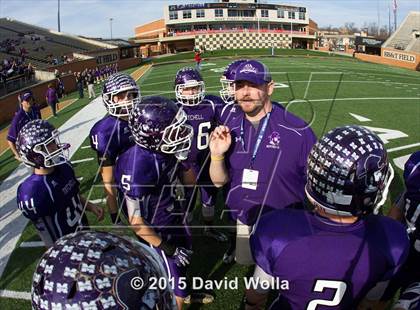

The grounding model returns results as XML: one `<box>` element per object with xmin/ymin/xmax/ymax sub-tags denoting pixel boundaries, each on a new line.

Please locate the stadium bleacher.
<box><xmin>0</xmin><ymin>18</ymin><xmax>116</xmax><ymax>68</ymax></box>
<box><xmin>383</xmin><ymin>11</ymin><xmax>420</xmax><ymax>52</ymax></box>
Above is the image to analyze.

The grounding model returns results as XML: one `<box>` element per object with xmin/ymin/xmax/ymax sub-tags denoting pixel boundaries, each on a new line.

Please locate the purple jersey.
<box><xmin>251</xmin><ymin>209</ymin><xmax>409</xmax><ymax>309</ymax></box>
<box><xmin>114</xmin><ymin>145</ymin><xmax>182</xmax><ymax>227</ymax></box>
<box><xmin>222</xmin><ymin>102</ymin><xmax>316</xmax><ymax>225</ymax></box>
<box><xmin>7</xmin><ymin>106</ymin><xmax>41</xmax><ymax>143</ymax></box>
<box><xmin>114</xmin><ymin>145</ymin><xmax>191</xmax><ymax>297</ymax></box>
<box><xmin>176</xmin><ymin>95</ymin><xmax>224</xmax><ymax>166</ymax></box>
<box><xmin>177</xmin><ymin>95</ymin><xmax>225</xmax><ymax>209</ymax></box>
<box><xmin>89</xmin><ymin>115</ymin><xmax>132</xmax><ymax>166</ymax></box>
<box><xmin>16</xmin><ymin>162</ymin><xmax>88</xmax><ymax>247</ymax></box>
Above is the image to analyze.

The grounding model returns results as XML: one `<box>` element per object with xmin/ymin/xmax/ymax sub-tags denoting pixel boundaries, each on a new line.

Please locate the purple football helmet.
<box><xmin>31</xmin><ymin>231</ymin><xmax>177</xmax><ymax>310</ymax></box>
<box><xmin>403</xmin><ymin>151</ymin><xmax>420</xmax><ymax>197</ymax></box>
<box><xmin>306</xmin><ymin>125</ymin><xmax>394</xmax><ymax>216</ymax></box>
<box><xmin>219</xmin><ymin>59</ymin><xmax>246</xmax><ymax>104</ymax></box>
<box><xmin>402</xmin><ymin>151</ymin><xmax>420</xmax><ymax>236</ymax></box>
<box><xmin>16</xmin><ymin>119</ymin><xmax>70</xmax><ymax>168</ymax></box>
<box><xmin>174</xmin><ymin>67</ymin><xmax>205</xmax><ymax>106</ymax></box>
<box><xmin>129</xmin><ymin>96</ymin><xmax>193</xmax><ymax>158</ymax></box>
<box><xmin>102</xmin><ymin>72</ymin><xmax>141</xmax><ymax>117</ymax></box>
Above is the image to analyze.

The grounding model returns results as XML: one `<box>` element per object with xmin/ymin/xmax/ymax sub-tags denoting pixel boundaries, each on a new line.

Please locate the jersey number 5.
<box><xmin>197</xmin><ymin>122</ymin><xmax>211</xmax><ymax>150</ymax></box>
<box><xmin>307</xmin><ymin>280</ymin><xmax>347</xmax><ymax>310</ymax></box>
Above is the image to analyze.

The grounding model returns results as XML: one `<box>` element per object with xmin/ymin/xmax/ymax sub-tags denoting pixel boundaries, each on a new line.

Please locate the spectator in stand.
<box><xmin>7</xmin><ymin>90</ymin><xmax>41</xmax><ymax>161</ymax></box>
<box><xmin>45</xmin><ymin>83</ymin><xmax>59</xmax><ymax>117</ymax></box>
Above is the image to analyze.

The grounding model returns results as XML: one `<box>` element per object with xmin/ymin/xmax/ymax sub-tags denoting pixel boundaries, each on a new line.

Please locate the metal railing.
<box><xmin>0</xmin><ymin>74</ymin><xmax>36</xmax><ymax>97</ymax></box>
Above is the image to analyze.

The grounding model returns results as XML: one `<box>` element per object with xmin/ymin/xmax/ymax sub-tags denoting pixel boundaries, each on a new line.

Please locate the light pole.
<box><xmin>57</xmin><ymin>0</ymin><xmax>61</xmax><ymax>32</ymax></box>
<box><xmin>110</xmin><ymin>18</ymin><xmax>113</xmax><ymax>39</ymax></box>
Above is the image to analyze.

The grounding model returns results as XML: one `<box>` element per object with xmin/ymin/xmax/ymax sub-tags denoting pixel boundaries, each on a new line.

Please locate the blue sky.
<box><xmin>0</xmin><ymin>0</ymin><xmax>418</xmax><ymax>38</ymax></box>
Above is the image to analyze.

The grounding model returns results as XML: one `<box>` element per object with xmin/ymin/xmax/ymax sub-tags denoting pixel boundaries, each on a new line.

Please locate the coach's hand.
<box><xmin>209</xmin><ymin>125</ymin><xmax>231</xmax><ymax>157</ymax></box>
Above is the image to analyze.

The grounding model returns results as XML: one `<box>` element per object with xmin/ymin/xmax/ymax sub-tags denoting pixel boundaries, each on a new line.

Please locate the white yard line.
<box><xmin>20</xmin><ymin>241</ymin><xmax>44</xmax><ymax>248</ymax></box>
<box><xmin>0</xmin><ymin>289</ymin><xmax>31</xmax><ymax>301</ymax></box>
<box><xmin>0</xmin><ymin>97</ymin><xmax>107</xmax><ymax>279</ymax></box>
<box><xmin>388</xmin><ymin>142</ymin><xmax>420</xmax><ymax>153</ymax></box>
<box><xmin>393</xmin><ymin>154</ymin><xmax>411</xmax><ymax>170</ymax></box>
<box><xmin>71</xmin><ymin>157</ymin><xmax>94</xmax><ymax>164</ymax></box>
<box><xmin>81</xmin><ymin>145</ymin><xmax>91</xmax><ymax>149</ymax></box>
<box><xmin>90</xmin><ymin>198</ymin><xmax>106</xmax><ymax>204</ymax></box>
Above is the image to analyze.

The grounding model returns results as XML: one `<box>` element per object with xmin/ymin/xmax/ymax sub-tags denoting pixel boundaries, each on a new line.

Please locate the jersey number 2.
<box><xmin>307</xmin><ymin>280</ymin><xmax>347</xmax><ymax>310</ymax></box>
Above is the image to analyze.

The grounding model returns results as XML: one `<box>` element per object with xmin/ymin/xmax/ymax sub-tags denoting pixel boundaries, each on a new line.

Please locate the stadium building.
<box><xmin>134</xmin><ymin>0</ymin><xmax>318</xmax><ymax>56</ymax></box>
<box><xmin>355</xmin><ymin>11</ymin><xmax>420</xmax><ymax>71</ymax></box>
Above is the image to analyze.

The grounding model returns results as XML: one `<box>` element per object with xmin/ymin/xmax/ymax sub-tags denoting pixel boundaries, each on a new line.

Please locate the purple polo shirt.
<box><xmin>221</xmin><ymin>102</ymin><xmax>316</xmax><ymax>225</ymax></box>
<box><xmin>45</xmin><ymin>88</ymin><xmax>57</xmax><ymax>104</ymax></box>
<box><xmin>7</xmin><ymin>106</ymin><xmax>41</xmax><ymax>143</ymax></box>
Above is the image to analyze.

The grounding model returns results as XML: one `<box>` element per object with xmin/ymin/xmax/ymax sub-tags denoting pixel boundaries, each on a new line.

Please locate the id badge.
<box><xmin>242</xmin><ymin>169</ymin><xmax>259</xmax><ymax>190</ymax></box>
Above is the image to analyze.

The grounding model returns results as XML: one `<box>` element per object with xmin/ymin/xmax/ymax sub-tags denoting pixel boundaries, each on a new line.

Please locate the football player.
<box><xmin>31</xmin><ymin>230</ymin><xmax>177</xmax><ymax>309</ymax></box>
<box><xmin>247</xmin><ymin>125</ymin><xmax>409</xmax><ymax>309</ymax></box>
<box><xmin>90</xmin><ymin>72</ymin><xmax>140</xmax><ymax>224</ymax></box>
<box><xmin>219</xmin><ymin>59</ymin><xmax>246</xmax><ymax>105</ymax></box>
<box><xmin>375</xmin><ymin>151</ymin><xmax>420</xmax><ymax>310</ymax></box>
<box><xmin>174</xmin><ymin>67</ymin><xmax>227</xmax><ymax>242</ymax></box>
<box><xmin>16</xmin><ymin>120</ymin><xmax>104</xmax><ymax>248</ymax></box>
<box><xmin>114</xmin><ymin>96</ymin><xmax>194</xmax><ymax>309</ymax></box>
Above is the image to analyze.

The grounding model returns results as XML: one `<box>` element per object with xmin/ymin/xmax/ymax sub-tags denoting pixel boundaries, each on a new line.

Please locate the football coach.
<box><xmin>209</xmin><ymin>59</ymin><xmax>317</xmax><ymax>265</ymax></box>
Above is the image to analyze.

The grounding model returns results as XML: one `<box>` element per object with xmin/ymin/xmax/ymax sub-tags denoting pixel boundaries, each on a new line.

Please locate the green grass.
<box><xmin>151</xmin><ymin>48</ymin><xmax>349</xmax><ymax>64</ymax></box>
<box><xmin>0</xmin><ymin>54</ymin><xmax>419</xmax><ymax>309</ymax></box>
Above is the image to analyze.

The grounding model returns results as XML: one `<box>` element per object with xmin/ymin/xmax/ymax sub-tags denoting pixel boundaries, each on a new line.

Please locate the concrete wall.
<box><xmin>0</xmin><ymin>74</ymin><xmax>77</xmax><ymax>125</ymax></box>
<box><xmin>135</xmin><ymin>19</ymin><xmax>166</xmax><ymax>39</ymax></box>
<box><xmin>47</xmin><ymin>58</ymin><xmax>98</xmax><ymax>75</ymax></box>
<box><xmin>118</xmin><ymin>57</ymin><xmax>141</xmax><ymax>70</ymax></box>
<box><xmin>0</xmin><ymin>57</ymin><xmax>142</xmax><ymax>125</ymax></box>
<box><xmin>355</xmin><ymin>49</ymin><xmax>420</xmax><ymax>71</ymax></box>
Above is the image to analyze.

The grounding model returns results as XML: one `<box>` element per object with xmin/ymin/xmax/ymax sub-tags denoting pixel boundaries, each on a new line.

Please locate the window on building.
<box><xmin>215</xmin><ymin>9</ymin><xmax>223</xmax><ymax>17</ymax></box>
<box><xmin>196</xmin><ymin>9</ymin><xmax>205</xmax><ymax>18</ymax></box>
<box><xmin>244</xmin><ymin>10</ymin><xmax>255</xmax><ymax>17</ymax></box>
<box><xmin>183</xmin><ymin>10</ymin><xmax>192</xmax><ymax>19</ymax></box>
<box><xmin>288</xmin><ymin>11</ymin><xmax>295</xmax><ymax>19</ymax></box>
<box><xmin>169</xmin><ymin>11</ymin><xmax>178</xmax><ymax>20</ymax></box>
<box><xmin>299</xmin><ymin>12</ymin><xmax>305</xmax><ymax>20</ymax></box>
<box><xmin>228</xmin><ymin>10</ymin><xmax>238</xmax><ymax>17</ymax></box>
<box><xmin>277</xmin><ymin>9</ymin><xmax>285</xmax><ymax>18</ymax></box>
<box><xmin>261</xmin><ymin>9</ymin><xmax>269</xmax><ymax>18</ymax></box>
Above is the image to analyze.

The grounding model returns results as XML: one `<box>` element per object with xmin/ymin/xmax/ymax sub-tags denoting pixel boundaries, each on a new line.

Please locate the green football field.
<box><xmin>0</xmin><ymin>54</ymin><xmax>419</xmax><ymax>309</ymax></box>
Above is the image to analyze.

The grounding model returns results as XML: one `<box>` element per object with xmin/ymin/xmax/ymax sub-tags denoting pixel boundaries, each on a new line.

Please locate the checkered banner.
<box><xmin>195</xmin><ymin>32</ymin><xmax>292</xmax><ymax>50</ymax></box>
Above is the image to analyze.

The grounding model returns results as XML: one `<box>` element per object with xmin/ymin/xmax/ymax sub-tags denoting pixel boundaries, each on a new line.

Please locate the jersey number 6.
<box><xmin>197</xmin><ymin>122</ymin><xmax>211</xmax><ymax>150</ymax></box>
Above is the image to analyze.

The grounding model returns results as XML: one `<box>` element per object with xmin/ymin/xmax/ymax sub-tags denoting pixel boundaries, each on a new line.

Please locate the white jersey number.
<box><xmin>66</xmin><ymin>196</ymin><xmax>83</xmax><ymax>227</ymax></box>
<box><xmin>91</xmin><ymin>134</ymin><xmax>99</xmax><ymax>150</ymax></box>
<box><xmin>307</xmin><ymin>280</ymin><xmax>347</xmax><ymax>310</ymax></box>
<box><xmin>121</xmin><ymin>174</ymin><xmax>131</xmax><ymax>191</ymax></box>
<box><xmin>197</xmin><ymin>122</ymin><xmax>211</xmax><ymax>150</ymax></box>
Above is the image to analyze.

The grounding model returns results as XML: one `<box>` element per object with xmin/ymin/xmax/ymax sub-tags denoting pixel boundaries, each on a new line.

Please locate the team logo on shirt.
<box><xmin>267</xmin><ymin>132</ymin><xmax>281</xmax><ymax>149</ymax></box>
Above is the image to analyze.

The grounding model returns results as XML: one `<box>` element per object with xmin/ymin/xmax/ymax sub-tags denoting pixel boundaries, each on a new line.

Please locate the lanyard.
<box><xmin>239</xmin><ymin>106</ymin><xmax>273</xmax><ymax>168</ymax></box>
<box><xmin>24</xmin><ymin>108</ymin><xmax>36</xmax><ymax>120</ymax></box>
